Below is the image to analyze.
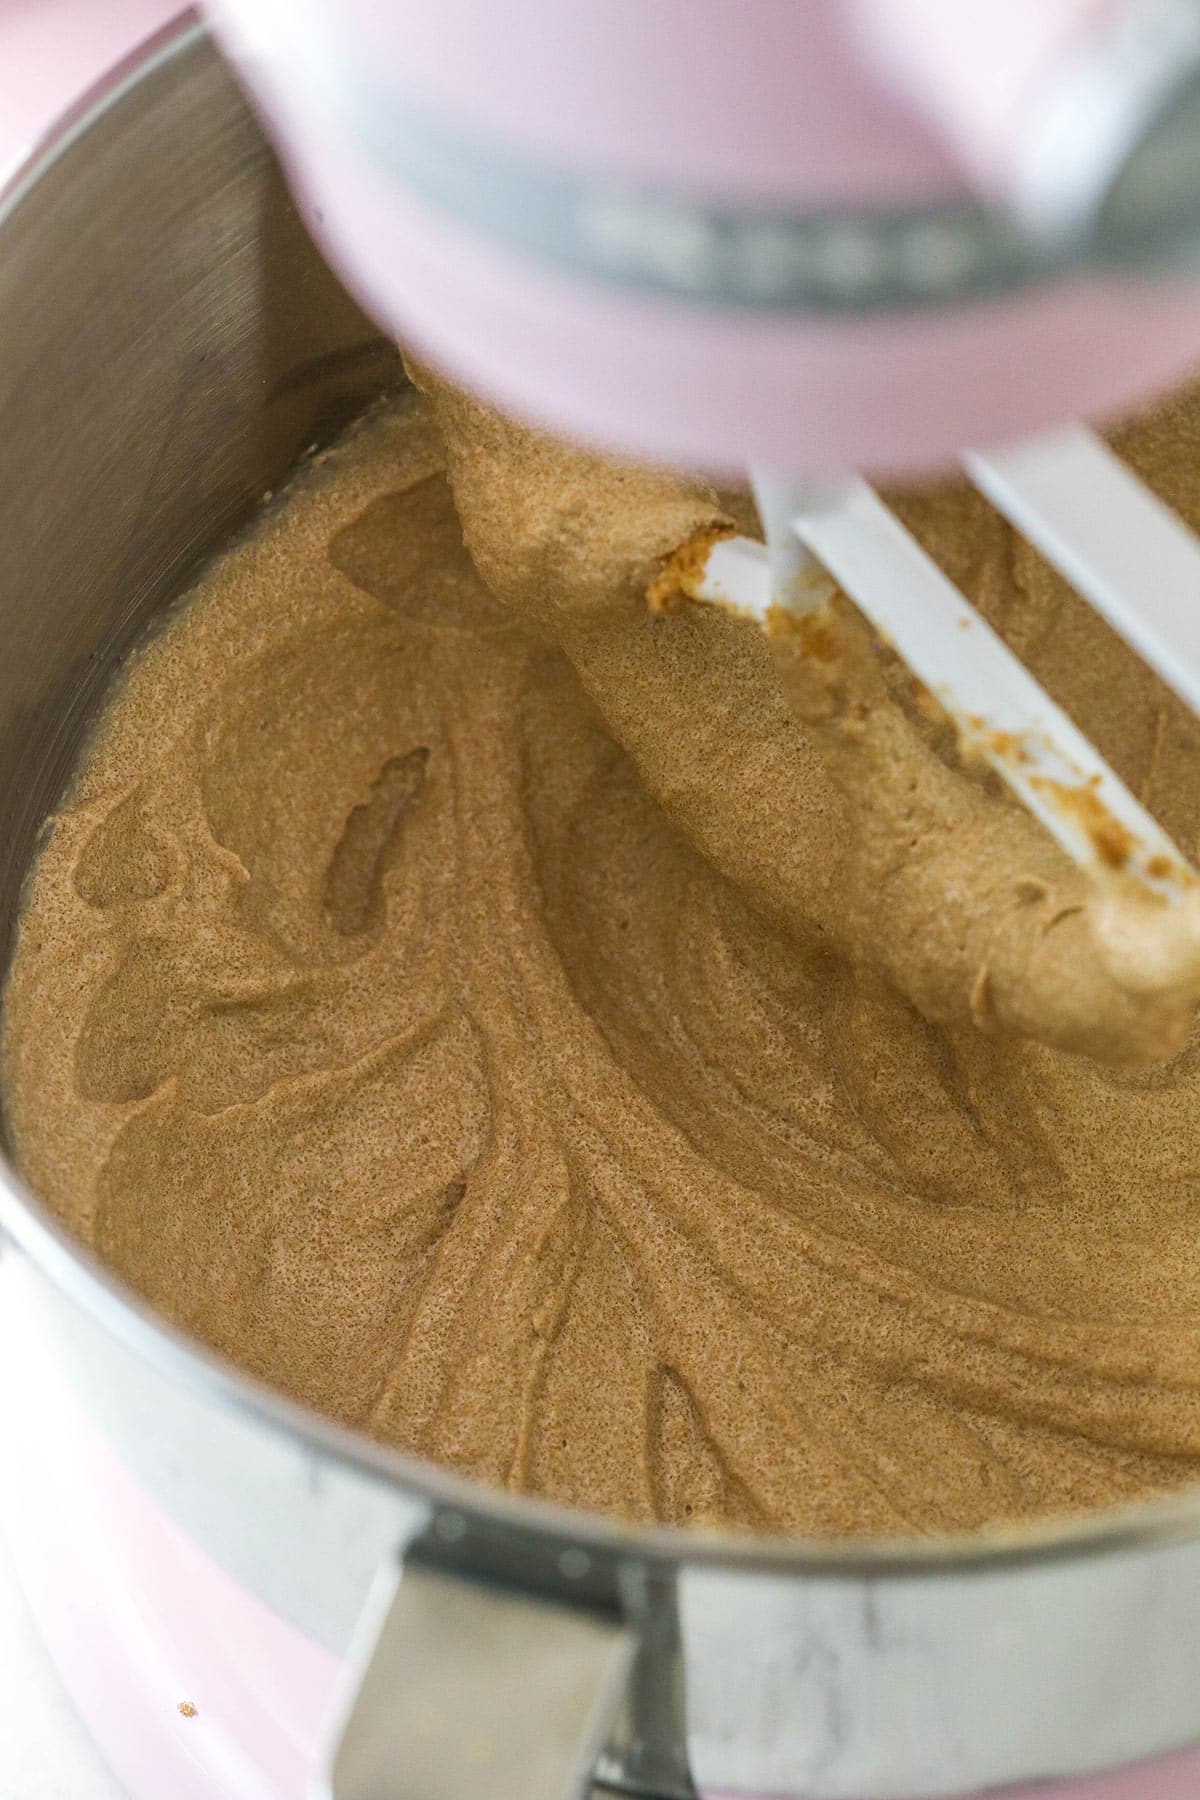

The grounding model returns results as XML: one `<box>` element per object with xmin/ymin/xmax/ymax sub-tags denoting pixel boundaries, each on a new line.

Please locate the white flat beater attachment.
<box><xmin>685</xmin><ymin>435</ymin><xmax>1200</xmax><ymax>902</ymax></box>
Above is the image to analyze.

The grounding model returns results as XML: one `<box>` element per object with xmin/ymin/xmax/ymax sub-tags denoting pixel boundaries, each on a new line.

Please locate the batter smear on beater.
<box><xmin>7</xmin><ymin>376</ymin><xmax>1200</xmax><ymax>1536</ymax></box>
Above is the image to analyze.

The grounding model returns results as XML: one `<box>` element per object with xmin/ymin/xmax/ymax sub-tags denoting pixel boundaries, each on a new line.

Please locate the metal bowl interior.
<box><xmin>3</xmin><ymin>13</ymin><xmax>1200</xmax><ymax>1593</ymax></box>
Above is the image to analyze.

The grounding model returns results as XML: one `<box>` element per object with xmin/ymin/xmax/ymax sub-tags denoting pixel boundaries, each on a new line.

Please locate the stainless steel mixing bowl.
<box><xmin>6</xmin><ymin>19</ymin><xmax>1200</xmax><ymax>1800</ymax></box>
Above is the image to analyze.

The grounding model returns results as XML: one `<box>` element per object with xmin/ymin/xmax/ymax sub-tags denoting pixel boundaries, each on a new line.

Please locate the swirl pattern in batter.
<box><xmin>6</xmin><ymin>389</ymin><xmax>1200</xmax><ymax>1536</ymax></box>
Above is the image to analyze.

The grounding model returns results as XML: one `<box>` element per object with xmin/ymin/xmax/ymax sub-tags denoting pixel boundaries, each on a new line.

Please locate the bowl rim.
<box><xmin>4</xmin><ymin>8</ymin><xmax>1200</xmax><ymax>1587</ymax></box>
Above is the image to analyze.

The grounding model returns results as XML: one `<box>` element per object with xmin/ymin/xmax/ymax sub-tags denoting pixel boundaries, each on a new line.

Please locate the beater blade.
<box><xmin>681</xmin><ymin>476</ymin><xmax>1196</xmax><ymax>898</ymax></box>
<box><xmin>966</xmin><ymin>425</ymin><xmax>1200</xmax><ymax>717</ymax></box>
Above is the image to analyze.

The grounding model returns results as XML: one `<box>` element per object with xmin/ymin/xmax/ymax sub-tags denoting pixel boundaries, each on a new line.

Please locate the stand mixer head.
<box><xmin>209</xmin><ymin>0</ymin><xmax>1200</xmax><ymax>470</ymax></box>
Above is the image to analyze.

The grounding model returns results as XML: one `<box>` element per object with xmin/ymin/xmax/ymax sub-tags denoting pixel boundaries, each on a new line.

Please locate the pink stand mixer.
<box><xmin>213</xmin><ymin>0</ymin><xmax>1200</xmax><ymax>473</ymax></box>
<box><xmin>10</xmin><ymin>3</ymin><xmax>1200</xmax><ymax>1797</ymax></box>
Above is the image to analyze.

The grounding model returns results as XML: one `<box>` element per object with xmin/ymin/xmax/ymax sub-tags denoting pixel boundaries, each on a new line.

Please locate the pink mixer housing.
<box><xmin>211</xmin><ymin>0</ymin><xmax>1200</xmax><ymax>474</ymax></box>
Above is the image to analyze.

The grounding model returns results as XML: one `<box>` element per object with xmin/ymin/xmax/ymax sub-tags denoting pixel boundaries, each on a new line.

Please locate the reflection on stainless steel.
<box><xmin>5</xmin><ymin>20</ymin><xmax>1200</xmax><ymax>1800</ymax></box>
<box><xmin>319</xmin><ymin>1556</ymin><xmax>634</xmax><ymax>1800</ymax></box>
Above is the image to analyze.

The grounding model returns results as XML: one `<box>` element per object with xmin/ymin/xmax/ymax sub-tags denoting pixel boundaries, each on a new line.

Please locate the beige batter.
<box><xmin>7</xmin><ymin>378</ymin><xmax>1200</xmax><ymax>1537</ymax></box>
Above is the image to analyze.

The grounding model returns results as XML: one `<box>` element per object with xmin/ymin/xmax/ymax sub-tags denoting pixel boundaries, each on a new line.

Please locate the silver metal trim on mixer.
<box><xmin>217</xmin><ymin>0</ymin><xmax>1200</xmax><ymax>313</ymax></box>
<box><xmin>7</xmin><ymin>20</ymin><xmax>1200</xmax><ymax>1798</ymax></box>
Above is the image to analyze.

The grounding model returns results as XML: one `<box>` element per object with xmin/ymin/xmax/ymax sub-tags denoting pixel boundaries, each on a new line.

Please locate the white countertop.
<box><xmin>0</xmin><ymin>1524</ymin><xmax>126</xmax><ymax>1799</ymax></box>
<box><xmin>0</xmin><ymin>4</ymin><xmax>182</xmax><ymax>1793</ymax></box>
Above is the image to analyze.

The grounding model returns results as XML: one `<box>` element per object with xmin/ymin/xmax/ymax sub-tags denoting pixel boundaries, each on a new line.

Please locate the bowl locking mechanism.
<box><xmin>312</xmin><ymin>1531</ymin><xmax>698</xmax><ymax>1799</ymax></box>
